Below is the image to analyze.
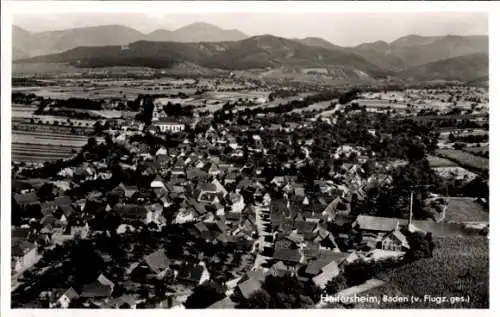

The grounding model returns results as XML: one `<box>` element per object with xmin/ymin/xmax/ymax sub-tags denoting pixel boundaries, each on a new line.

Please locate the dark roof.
<box><xmin>62</xmin><ymin>287</ymin><xmax>80</xmax><ymax>300</ymax></box>
<box><xmin>13</xmin><ymin>192</ymin><xmax>39</xmax><ymax>206</ymax></box>
<box><xmin>208</xmin><ymin>297</ymin><xmax>237</xmax><ymax>309</ymax></box>
<box><xmin>194</xmin><ymin>222</ymin><xmax>209</xmax><ymax>232</ymax></box>
<box><xmin>12</xmin><ymin>240</ymin><xmax>36</xmax><ymax>257</ymax></box>
<box><xmin>112</xmin><ymin>204</ymin><xmax>149</xmax><ymax>220</ymax></box>
<box><xmin>41</xmin><ymin>200</ymin><xmax>57</xmax><ymax>212</ymax></box>
<box><xmin>304</xmin><ymin>253</ymin><xmax>347</xmax><ymax>276</ymax></box>
<box><xmin>236</xmin><ymin>178</ymin><xmax>253</xmax><ymax>190</ymax></box>
<box><xmin>186</xmin><ymin>168</ymin><xmax>208</xmax><ymax>180</ymax></box>
<box><xmin>295</xmin><ymin>221</ymin><xmax>317</xmax><ymax>234</ymax></box>
<box><xmin>155</xmin><ymin>118</ymin><xmax>185</xmax><ymax>124</ymax></box>
<box><xmin>196</xmin><ymin>182</ymin><xmax>217</xmax><ymax>192</ymax></box>
<box><xmin>12</xmin><ymin>180</ymin><xmax>34</xmax><ymax>193</ymax></box>
<box><xmin>187</xmin><ymin>198</ymin><xmax>206</xmax><ymax>215</ymax></box>
<box><xmin>59</xmin><ymin>204</ymin><xmax>76</xmax><ymax>217</ymax></box>
<box><xmin>225</xmin><ymin>212</ymin><xmax>241</xmax><ymax>221</ymax></box>
<box><xmin>177</xmin><ymin>264</ymin><xmax>205</xmax><ymax>284</ymax></box>
<box><xmin>144</xmin><ymin>249</ymin><xmax>171</xmax><ymax>274</ymax></box>
<box><xmin>12</xmin><ymin>227</ymin><xmax>31</xmax><ymax>240</ymax></box>
<box><xmin>245</xmin><ymin>270</ymin><xmax>266</xmax><ymax>283</ymax></box>
<box><xmin>55</xmin><ymin>195</ymin><xmax>72</xmax><ymax>207</ymax></box>
<box><xmin>273</xmin><ymin>248</ymin><xmax>301</xmax><ymax>263</ymax></box>
<box><xmin>302</xmin><ymin>243</ymin><xmax>321</xmax><ymax>260</ymax></box>
<box><xmin>237</xmin><ymin>278</ymin><xmax>262</xmax><ymax>299</ymax></box>
<box><xmin>41</xmin><ymin>215</ymin><xmax>59</xmax><ymax>227</ymax></box>
<box><xmin>104</xmin><ymin>294</ymin><xmax>139</xmax><ymax>308</ymax></box>
<box><xmin>80</xmin><ymin>282</ymin><xmax>113</xmax><ymax>298</ymax></box>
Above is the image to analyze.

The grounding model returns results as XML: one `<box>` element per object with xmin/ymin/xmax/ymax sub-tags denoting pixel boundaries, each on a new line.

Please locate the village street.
<box><xmin>251</xmin><ymin>204</ymin><xmax>273</xmax><ymax>270</ymax></box>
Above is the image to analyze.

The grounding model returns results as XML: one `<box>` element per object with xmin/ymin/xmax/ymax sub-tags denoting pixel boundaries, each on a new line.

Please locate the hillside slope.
<box><xmin>354</xmin><ymin>35</ymin><xmax>488</xmax><ymax>68</ymax></box>
<box><xmin>13</xmin><ymin>25</ymin><xmax>144</xmax><ymax>59</ymax></box>
<box><xmin>13</xmin><ymin>23</ymin><xmax>248</xmax><ymax>59</ymax></box>
<box><xmin>398</xmin><ymin>53</ymin><xmax>488</xmax><ymax>82</ymax></box>
<box><xmin>16</xmin><ymin>35</ymin><xmax>389</xmax><ymax>80</ymax></box>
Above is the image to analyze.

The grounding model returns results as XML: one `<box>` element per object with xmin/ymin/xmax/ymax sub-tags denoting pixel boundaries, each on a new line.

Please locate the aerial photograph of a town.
<box><xmin>6</xmin><ymin>3</ymin><xmax>490</xmax><ymax>310</ymax></box>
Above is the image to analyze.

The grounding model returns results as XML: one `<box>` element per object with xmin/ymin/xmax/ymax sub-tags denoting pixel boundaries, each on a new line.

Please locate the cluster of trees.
<box><xmin>12</xmin><ymin>92</ymin><xmax>41</xmax><ymax>104</ymax></box>
<box><xmin>236</xmin><ymin>274</ymin><xmax>321</xmax><ymax>308</ymax></box>
<box><xmin>338</xmin><ymin>88</ymin><xmax>360</xmax><ymax>105</ymax></box>
<box><xmin>162</xmin><ymin>103</ymin><xmax>194</xmax><ymax>117</ymax></box>
<box><xmin>239</xmin><ymin>91</ymin><xmax>340</xmax><ymax>116</ymax></box>
<box><xmin>69</xmin><ymin>56</ymin><xmax>177</xmax><ymax>69</ymax></box>
<box><xmin>404</xmin><ymin>230</ymin><xmax>435</xmax><ymax>262</ymax></box>
<box><xmin>32</xmin><ymin>97</ymin><xmax>104</xmax><ymax>112</ymax></box>
<box><xmin>12</xmin><ymin>78</ymin><xmax>53</xmax><ymax>87</ymax></box>
<box><xmin>325</xmin><ymin>233</ymin><xmax>434</xmax><ymax>294</ymax></box>
<box><xmin>268</xmin><ymin>89</ymin><xmax>296</xmax><ymax>101</ymax></box>
<box><xmin>360</xmin><ymin>160</ymin><xmax>445</xmax><ymax>220</ymax></box>
<box><xmin>33</xmin><ymin>108</ymin><xmax>102</xmax><ymax>121</ymax></box>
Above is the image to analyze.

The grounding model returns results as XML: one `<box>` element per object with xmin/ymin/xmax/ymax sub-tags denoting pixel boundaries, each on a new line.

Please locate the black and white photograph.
<box><xmin>1</xmin><ymin>1</ymin><xmax>497</xmax><ymax>312</ymax></box>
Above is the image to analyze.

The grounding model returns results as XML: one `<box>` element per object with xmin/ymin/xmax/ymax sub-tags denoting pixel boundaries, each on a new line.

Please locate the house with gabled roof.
<box><xmin>176</xmin><ymin>262</ymin><xmax>210</xmax><ymax>286</ymax></box>
<box><xmin>101</xmin><ymin>294</ymin><xmax>142</xmax><ymax>309</ymax></box>
<box><xmin>208</xmin><ymin>296</ymin><xmax>237</xmax><ymax>309</ymax></box>
<box><xmin>150</xmin><ymin>175</ymin><xmax>167</xmax><ymax>190</ymax></box>
<box><xmin>112</xmin><ymin>183</ymin><xmax>139</xmax><ymax>199</ymax></box>
<box><xmin>143</xmin><ymin>249</ymin><xmax>171</xmax><ymax>275</ymax></box>
<box><xmin>322</xmin><ymin>196</ymin><xmax>351</xmax><ymax>221</ymax></box>
<box><xmin>186</xmin><ymin>168</ymin><xmax>209</xmax><ymax>182</ymax></box>
<box><xmin>54</xmin><ymin>287</ymin><xmax>80</xmax><ymax>308</ymax></box>
<box><xmin>80</xmin><ymin>274</ymin><xmax>114</xmax><ymax>299</ymax></box>
<box><xmin>311</xmin><ymin>260</ymin><xmax>340</xmax><ymax>289</ymax></box>
<box><xmin>194</xmin><ymin>183</ymin><xmax>219</xmax><ymax>203</ymax></box>
<box><xmin>12</xmin><ymin>239</ymin><xmax>39</xmax><ymax>274</ymax></box>
<box><xmin>112</xmin><ymin>204</ymin><xmax>149</xmax><ymax>224</ymax></box>
<box><xmin>13</xmin><ymin>192</ymin><xmax>40</xmax><ymax>209</ymax></box>
<box><xmin>206</xmin><ymin>162</ymin><xmax>221</xmax><ymax>176</ymax></box>
<box><xmin>212</xmin><ymin>178</ymin><xmax>228</xmax><ymax>197</ymax></box>
<box><xmin>272</xmin><ymin>247</ymin><xmax>303</xmax><ymax>270</ymax></box>
<box><xmin>379</xmin><ymin>228</ymin><xmax>410</xmax><ymax>252</ymax></box>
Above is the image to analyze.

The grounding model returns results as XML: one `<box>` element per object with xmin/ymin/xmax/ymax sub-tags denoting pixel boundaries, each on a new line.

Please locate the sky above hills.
<box><xmin>14</xmin><ymin>11</ymin><xmax>487</xmax><ymax>46</ymax></box>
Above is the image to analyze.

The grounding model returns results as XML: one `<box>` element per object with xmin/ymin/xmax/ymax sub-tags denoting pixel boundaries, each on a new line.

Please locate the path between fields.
<box><xmin>315</xmin><ymin>279</ymin><xmax>386</xmax><ymax>308</ymax></box>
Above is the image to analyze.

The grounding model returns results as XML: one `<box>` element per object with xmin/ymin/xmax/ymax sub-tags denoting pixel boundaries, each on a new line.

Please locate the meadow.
<box><xmin>462</xmin><ymin>146</ymin><xmax>489</xmax><ymax>158</ymax></box>
<box><xmin>436</xmin><ymin>149</ymin><xmax>489</xmax><ymax>172</ymax></box>
<box><xmin>427</xmin><ymin>155</ymin><xmax>458</xmax><ymax>168</ymax></box>
<box><xmin>445</xmin><ymin>197</ymin><xmax>488</xmax><ymax>223</ymax></box>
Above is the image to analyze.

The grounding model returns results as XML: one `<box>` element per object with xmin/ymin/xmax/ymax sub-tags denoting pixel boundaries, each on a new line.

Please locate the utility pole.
<box><xmin>408</xmin><ymin>184</ymin><xmax>432</xmax><ymax>231</ymax></box>
<box><xmin>409</xmin><ymin>190</ymin><xmax>413</xmax><ymax>227</ymax></box>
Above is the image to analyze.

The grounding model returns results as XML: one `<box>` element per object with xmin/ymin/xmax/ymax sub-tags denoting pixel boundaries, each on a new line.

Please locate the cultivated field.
<box><xmin>12</xmin><ymin>143</ymin><xmax>77</xmax><ymax>162</ymax></box>
<box><xmin>13</xmin><ymin>131</ymin><xmax>89</xmax><ymax>147</ymax></box>
<box><xmin>445</xmin><ymin>197</ymin><xmax>488</xmax><ymax>223</ymax></box>
<box><xmin>359</xmin><ymin>236</ymin><xmax>489</xmax><ymax>308</ymax></box>
<box><xmin>12</xmin><ymin>105</ymin><xmax>37</xmax><ymax>118</ymax></box>
<box><xmin>354</xmin><ymin>99</ymin><xmax>407</xmax><ymax>110</ymax></box>
<box><xmin>436</xmin><ymin>149</ymin><xmax>489</xmax><ymax>172</ymax></box>
<box><xmin>462</xmin><ymin>146</ymin><xmax>489</xmax><ymax>158</ymax></box>
<box><xmin>427</xmin><ymin>155</ymin><xmax>458</xmax><ymax>168</ymax></box>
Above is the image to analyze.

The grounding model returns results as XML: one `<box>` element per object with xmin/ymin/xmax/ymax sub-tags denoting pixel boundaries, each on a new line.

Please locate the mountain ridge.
<box><xmin>13</xmin><ymin>23</ymin><xmax>249</xmax><ymax>59</ymax></box>
<box><xmin>12</xmin><ymin>23</ymin><xmax>489</xmax><ymax>82</ymax></box>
